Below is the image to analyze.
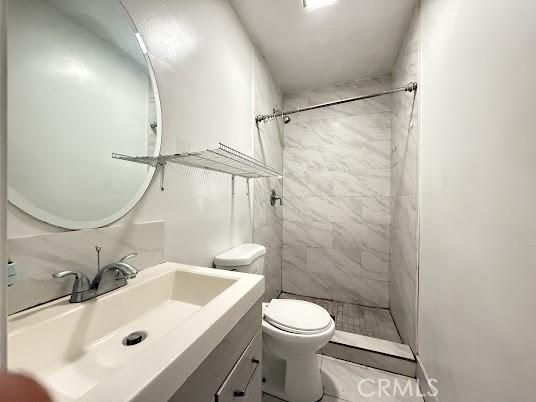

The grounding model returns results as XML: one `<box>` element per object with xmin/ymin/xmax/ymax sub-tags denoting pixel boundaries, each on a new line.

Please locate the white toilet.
<box><xmin>214</xmin><ymin>243</ymin><xmax>335</xmax><ymax>402</ymax></box>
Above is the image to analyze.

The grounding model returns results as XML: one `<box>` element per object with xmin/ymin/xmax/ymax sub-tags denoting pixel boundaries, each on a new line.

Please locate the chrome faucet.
<box><xmin>53</xmin><ymin>250</ymin><xmax>139</xmax><ymax>303</ymax></box>
<box><xmin>52</xmin><ymin>271</ymin><xmax>93</xmax><ymax>303</ymax></box>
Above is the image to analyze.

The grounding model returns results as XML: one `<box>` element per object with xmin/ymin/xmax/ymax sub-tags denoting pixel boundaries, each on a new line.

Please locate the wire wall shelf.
<box><xmin>113</xmin><ymin>143</ymin><xmax>283</xmax><ymax>191</ymax></box>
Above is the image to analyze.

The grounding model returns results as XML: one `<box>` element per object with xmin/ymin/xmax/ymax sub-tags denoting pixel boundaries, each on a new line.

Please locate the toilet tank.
<box><xmin>214</xmin><ymin>243</ymin><xmax>266</xmax><ymax>274</ymax></box>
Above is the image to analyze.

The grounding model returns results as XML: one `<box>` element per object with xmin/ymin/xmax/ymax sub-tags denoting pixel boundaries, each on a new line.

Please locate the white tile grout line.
<box><xmin>310</xmin><ymin>296</ymin><xmax>399</xmax><ymax>343</ymax></box>
<box><xmin>322</xmin><ymin>354</ymin><xmax>415</xmax><ymax>380</ymax></box>
<box><xmin>323</xmin><ymin>392</ymin><xmax>353</xmax><ymax>402</ymax></box>
<box><xmin>320</xmin><ymin>355</ymin><xmax>354</xmax><ymax>402</ymax></box>
<box><xmin>320</xmin><ymin>355</ymin><xmax>424</xmax><ymax>402</ymax></box>
<box><xmin>252</xmin><ymin>355</ymin><xmax>416</xmax><ymax>402</ymax></box>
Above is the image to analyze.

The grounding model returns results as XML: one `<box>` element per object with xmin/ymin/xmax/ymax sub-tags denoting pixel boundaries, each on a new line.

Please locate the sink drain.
<box><xmin>122</xmin><ymin>331</ymin><xmax>148</xmax><ymax>346</ymax></box>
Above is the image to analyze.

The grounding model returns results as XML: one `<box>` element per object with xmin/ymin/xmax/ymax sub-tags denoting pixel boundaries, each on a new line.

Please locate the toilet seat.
<box><xmin>263</xmin><ymin>299</ymin><xmax>332</xmax><ymax>335</ymax></box>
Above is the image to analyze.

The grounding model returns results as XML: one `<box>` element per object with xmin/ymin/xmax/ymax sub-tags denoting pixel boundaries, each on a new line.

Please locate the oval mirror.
<box><xmin>7</xmin><ymin>0</ymin><xmax>162</xmax><ymax>229</ymax></box>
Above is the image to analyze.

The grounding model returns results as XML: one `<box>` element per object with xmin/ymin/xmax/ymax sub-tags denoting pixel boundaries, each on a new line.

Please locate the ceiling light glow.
<box><xmin>135</xmin><ymin>33</ymin><xmax>148</xmax><ymax>55</ymax></box>
<box><xmin>303</xmin><ymin>0</ymin><xmax>337</xmax><ymax>11</ymax></box>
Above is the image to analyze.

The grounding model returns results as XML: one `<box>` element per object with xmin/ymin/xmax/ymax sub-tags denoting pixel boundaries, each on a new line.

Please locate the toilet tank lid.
<box><xmin>214</xmin><ymin>243</ymin><xmax>266</xmax><ymax>266</ymax></box>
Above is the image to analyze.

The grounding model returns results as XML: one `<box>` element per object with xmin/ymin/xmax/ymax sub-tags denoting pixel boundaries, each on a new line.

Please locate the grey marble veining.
<box><xmin>282</xmin><ymin>77</ymin><xmax>392</xmax><ymax>307</ymax></box>
<box><xmin>278</xmin><ymin>294</ymin><xmax>416</xmax><ymax>376</ymax></box>
<box><xmin>332</xmin><ymin>169</ymin><xmax>390</xmax><ymax>198</ymax></box>
<box><xmin>284</xmin><ymin>195</ymin><xmax>363</xmax><ymax>224</ymax></box>
<box><xmin>264</xmin><ymin>354</ymin><xmax>421</xmax><ymax>402</ymax></box>
<box><xmin>391</xmin><ymin>155</ymin><xmax>418</xmax><ymax>197</ymax></box>
<box><xmin>282</xmin><ymin>269</ymin><xmax>332</xmax><ymax>301</ymax></box>
<box><xmin>332</xmin><ymin>222</ymin><xmax>390</xmax><ymax>257</ymax></box>
<box><xmin>283</xmin><ymin>220</ymin><xmax>333</xmax><ymax>249</ymax></box>
<box><xmin>323</xmin><ymin>342</ymin><xmax>416</xmax><ymax>378</ymax></box>
<box><xmin>391</xmin><ymin>195</ymin><xmax>418</xmax><ymax>239</ymax></box>
<box><xmin>7</xmin><ymin>221</ymin><xmax>165</xmax><ymax>314</ymax></box>
<box><xmin>334</xmin><ymin>112</ymin><xmax>391</xmax><ymax>144</ymax></box>
<box><xmin>284</xmin><ymin>77</ymin><xmax>392</xmax><ymax>123</ymax></box>
<box><xmin>282</xmin><ymin>269</ymin><xmax>388</xmax><ymax>308</ymax></box>
<box><xmin>330</xmin><ymin>331</ymin><xmax>411</xmax><ymax>359</ymax></box>
<box><xmin>263</xmin><ymin>392</ymin><xmax>345</xmax><ymax>402</ymax></box>
<box><xmin>389</xmin><ymin>231</ymin><xmax>417</xmax><ymax>351</ymax></box>
<box><xmin>363</xmin><ymin>196</ymin><xmax>390</xmax><ymax>225</ymax></box>
<box><xmin>284</xmin><ymin>168</ymin><xmax>334</xmax><ymax>197</ymax></box>
<box><xmin>286</xmin><ymin>143</ymin><xmax>390</xmax><ymax>175</ymax></box>
<box><xmin>321</xmin><ymin>355</ymin><xmax>423</xmax><ymax>402</ymax></box>
<box><xmin>280</xmin><ymin>293</ymin><xmax>400</xmax><ymax>343</ymax></box>
<box><xmin>361</xmin><ymin>251</ymin><xmax>389</xmax><ymax>282</ymax></box>
<box><xmin>284</xmin><ymin>146</ymin><xmax>326</xmax><ymax>172</ymax></box>
<box><xmin>252</xmin><ymin>48</ymin><xmax>284</xmax><ymax>302</ymax></box>
<box><xmin>284</xmin><ymin>118</ymin><xmax>335</xmax><ymax>149</ymax></box>
<box><xmin>282</xmin><ymin>244</ymin><xmax>306</xmax><ymax>271</ymax></box>
<box><xmin>306</xmin><ymin>247</ymin><xmax>361</xmax><ymax>277</ymax></box>
<box><xmin>389</xmin><ymin>4</ymin><xmax>420</xmax><ymax>352</ymax></box>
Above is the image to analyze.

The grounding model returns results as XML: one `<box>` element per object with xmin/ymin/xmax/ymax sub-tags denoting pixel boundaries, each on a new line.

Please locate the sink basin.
<box><xmin>8</xmin><ymin>263</ymin><xmax>264</xmax><ymax>402</ymax></box>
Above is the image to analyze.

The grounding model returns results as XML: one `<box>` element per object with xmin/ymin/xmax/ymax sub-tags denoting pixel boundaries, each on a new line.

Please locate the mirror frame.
<box><xmin>7</xmin><ymin>5</ymin><xmax>163</xmax><ymax>230</ymax></box>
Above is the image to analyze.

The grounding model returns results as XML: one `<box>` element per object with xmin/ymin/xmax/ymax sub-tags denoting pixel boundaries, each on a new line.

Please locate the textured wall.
<box><xmin>390</xmin><ymin>4</ymin><xmax>419</xmax><ymax>351</ymax></box>
<box><xmin>0</xmin><ymin>0</ymin><xmax>7</xmax><ymax>370</ymax></box>
<box><xmin>252</xmin><ymin>49</ymin><xmax>283</xmax><ymax>301</ymax></box>
<box><xmin>9</xmin><ymin>0</ymin><xmax>256</xmax><ymax>268</ymax></box>
<box><xmin>7</xmin><ymin>221</ymin><xmax>165</xmax><ymax>314</ymax></box>
<box><xmin>7</xmin><ymin>0</ymin><xmax>284</xmax><ymax>312</ymax></box>
<box><xmin>8</xmin><ymin>0</ymin><xmax>152</xmax><ymax>228</ymax></box>
<box><xmin>419</xmin><ymin>0</ymin><xmax>536</xmax><ymax>400</ymax></box>
<box><xmin>281</xmin><ymin>77</ymin><xmax>391</xmax><ymax>307</ymax></box>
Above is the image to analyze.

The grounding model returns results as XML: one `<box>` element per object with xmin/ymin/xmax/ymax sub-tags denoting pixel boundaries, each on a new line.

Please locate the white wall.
<box><xmin>418</xmin><ymin>1</ymin><xmax>536</xmax><ymax>400</ymax></box>
<box><xmin>8</xmin><ymin>0</ymin><xmax>266</xmax><ymax>269</ymax></box>
<box><xmin>390</xmin><ymin>3</ymin><xmax>419</xmax><ymax>352</ymax></box>
<box><xmin>122</xmin><ymin>0</ymin><xmax>255</xmax><ymax>267</ymax></box>
<box><xmin>0</xmin><ymin>0</ymin><xmax>7</xmax><ymax>370</ymax></box>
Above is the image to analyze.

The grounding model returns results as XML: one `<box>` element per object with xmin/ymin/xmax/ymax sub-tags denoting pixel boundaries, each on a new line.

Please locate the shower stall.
<box><xmin>254</xmin><ymin>58</ymin><xmax>419</xmax><ymax>375</ymax></box>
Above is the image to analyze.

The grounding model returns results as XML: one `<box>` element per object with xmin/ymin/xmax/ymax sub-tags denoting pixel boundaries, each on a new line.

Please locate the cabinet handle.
<box><xmin>233</xmin><ymin>358</ymin><xmax>260</xmax><ymax>397</ymax></box>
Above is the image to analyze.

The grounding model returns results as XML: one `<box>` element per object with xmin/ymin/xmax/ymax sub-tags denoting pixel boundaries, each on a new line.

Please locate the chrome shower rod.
<box><xmin>256</xmin><ymin>81</ymin><xmax>418</xmax><ymax>125</ymax></box>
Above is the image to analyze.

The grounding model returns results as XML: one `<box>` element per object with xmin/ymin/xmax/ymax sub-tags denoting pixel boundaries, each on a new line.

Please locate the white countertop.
<box><xmin>8</xmin><ymin>263</ymin><xmax>265</xmax><ymax>402</ymax></box>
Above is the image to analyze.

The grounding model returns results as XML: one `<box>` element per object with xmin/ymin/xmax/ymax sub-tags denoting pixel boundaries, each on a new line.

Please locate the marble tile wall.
<box><xmin>7</xmin><ymin>221</ymin><xmax>165</xmax><ymax>314</ymax></box>
<box><xmin>280</xmin><ymin>292</ymin><xmax>401</xmax><ymax>343</ymax></box>
<box><xmin>281</xmin><ymin>77</ymin><xmax>392</xmax><ymax>308</ymax></box>
<box><xmin>264</xmin><ymin>355</ymin><xmax>423</xmax><ymax>402</ymax></box>
<box><xmin>252</xmin><ymin>49</ymin><xmax>284</xmax><ymax>301</ymax></box>
<box><xmin>390</xmin><ymin>3</ymin><xmax>420</xmax><ymax>352</ymax></box>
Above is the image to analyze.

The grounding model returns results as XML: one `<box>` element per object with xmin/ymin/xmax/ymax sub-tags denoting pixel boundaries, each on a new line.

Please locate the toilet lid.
<box><xmin>263</xmin><ymin>299</ymin><xmax>332</xmax><ymax>335</ymax></box>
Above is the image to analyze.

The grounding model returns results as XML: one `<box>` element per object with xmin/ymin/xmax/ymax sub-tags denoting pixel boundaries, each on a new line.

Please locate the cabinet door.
<box><xmin>216</xmin><ymin>330</ymin><xmax>262</xmax><ymax>402</ymax></box>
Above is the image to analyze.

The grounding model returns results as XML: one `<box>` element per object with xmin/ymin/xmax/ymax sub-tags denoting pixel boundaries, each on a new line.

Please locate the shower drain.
<box><xmin>122</xmin><ymin>331</ymin><xmax>148</xmax><ymax>346</ymax></box>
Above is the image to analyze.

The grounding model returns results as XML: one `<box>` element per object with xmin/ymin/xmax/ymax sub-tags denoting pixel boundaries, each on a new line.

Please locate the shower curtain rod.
<box><xmin>256</xmin><ymin>81</ymin><xmax>418</xmax><ymax>125</ymax></box>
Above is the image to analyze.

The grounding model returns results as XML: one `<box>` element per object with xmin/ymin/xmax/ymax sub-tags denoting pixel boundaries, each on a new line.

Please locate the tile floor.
<box><xmin>279</xmin><ymin>293</ymin><xmax>402</xmax><ymax>343</ymax></box>
<box><xmin>262</xmin><ymin>355</ymin><xmax>424</xmax><ymax>402</ymax></box>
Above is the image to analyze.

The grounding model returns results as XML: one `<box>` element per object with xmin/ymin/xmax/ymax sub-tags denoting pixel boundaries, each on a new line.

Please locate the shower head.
<box><xmin>283</xmin><ymin>116</ymin><xmax>291</xmax><ymax>124</ymax></box>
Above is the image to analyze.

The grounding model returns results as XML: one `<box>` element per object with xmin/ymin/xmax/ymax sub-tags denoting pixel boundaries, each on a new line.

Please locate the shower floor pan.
<box><xmin>278</xmin><ymin>292</ymin><xmax>416</xmax><ymax>377</ymax></box>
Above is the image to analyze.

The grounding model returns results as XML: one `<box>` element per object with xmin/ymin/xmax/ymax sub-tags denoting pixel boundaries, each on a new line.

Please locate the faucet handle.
<box><xmin>53</xmin><ymin>271</ymin><xmax>91</xmax><ymax>293</ymax></box>
<box><xmin>119</xmin><ymin>252</ymin><xmax>138</xmax><ymax>262</ymax></box>
<box><xmin>53</xmin><ymin>270</ymin><xmax>80</xmax><ymax>279</ymax></box>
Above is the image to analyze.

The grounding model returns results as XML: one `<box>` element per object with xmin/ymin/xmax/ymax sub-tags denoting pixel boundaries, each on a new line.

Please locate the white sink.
<box><xmin>8</xmin><ymin>263</ymin><xmax>264</xmax><ymax>402</ymax></box>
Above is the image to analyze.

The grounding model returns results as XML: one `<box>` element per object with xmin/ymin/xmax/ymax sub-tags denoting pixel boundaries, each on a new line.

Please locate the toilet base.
<box><xmin>263</xmin><ymin>348</ymin><xmax>324</xmax><ymax>402</ymax></box>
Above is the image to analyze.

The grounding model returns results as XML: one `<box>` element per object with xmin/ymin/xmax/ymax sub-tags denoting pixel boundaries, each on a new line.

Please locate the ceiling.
<box><xmin>230</xmin><ymin>0</ymin><xmax>417</xmax><ymax>93</ymax></box>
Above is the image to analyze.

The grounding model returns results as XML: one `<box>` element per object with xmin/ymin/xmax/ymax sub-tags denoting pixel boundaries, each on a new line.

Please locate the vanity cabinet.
<box><xmin>216</xmin><ymin>330</ymin><xmax>262</xmax><ymax>402</ymax></box>
<box><xmin>169</xmin><ymin>301</ymin><xmax>262</xmax><ymax>402</ymax></box>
